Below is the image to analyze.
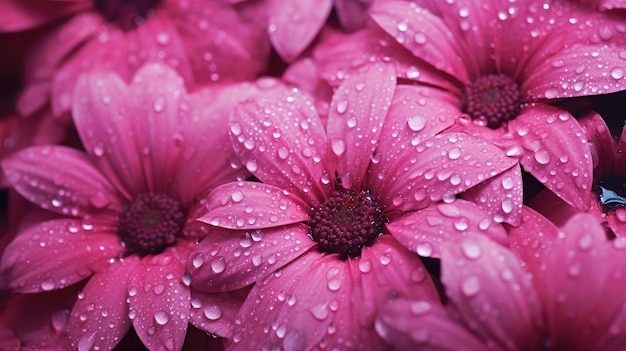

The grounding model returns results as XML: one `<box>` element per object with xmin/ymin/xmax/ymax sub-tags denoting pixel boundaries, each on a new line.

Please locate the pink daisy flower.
<box><xmin>315</xmin><ymin>0</ymin><xmax>626</xmax><ymax>225</ymax></box>
<box><xmin>0</xmin><ymin>63</ymin><xmax>263</xmax><ymax>350</ymax></box>
<box><xmin>375</xmin><ymin>231</ymin><xmax>544</xmax><ymax>351</ymax></box>
<box><xmin>188</xmin><ymin>64</ymin><xmax>518</xmax><ymax>349</ymax></box>
<box><xmin>2</xmin><ymin>0</ymin><xmax>270</xmax><ymax>119</ymax></box>
<box><xmin>509</xmin><ymin>208</ymin><xmax>626</xmax><ymax>350</ymax></box>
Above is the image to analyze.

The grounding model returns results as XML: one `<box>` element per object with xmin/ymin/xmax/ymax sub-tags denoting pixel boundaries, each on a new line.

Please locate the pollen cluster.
<box><xmin>461</xmin><ymin>73</ymin><xmax>522</xmax><ymax>129</ymax></box>
<box><xmin>309</xmin><ymin>189</ymin><xmax>385</xmax><ymax>259</ymax></box>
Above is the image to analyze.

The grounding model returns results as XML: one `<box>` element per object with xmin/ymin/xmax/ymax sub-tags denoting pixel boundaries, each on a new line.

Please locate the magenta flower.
<box><xmin>188</xmin><ymin>64</ymin><xmax>518</xmax><ymax>349</ymax></box>
<box><xmin>0</xmin><ymin>63</ymin><xmax>262</xmax><ymax>350</ymax></box>
<box><xmin>509</xmin><ymin>208</ymin><xmax>626</xmax><ymax>350</ymax></box>
<box><xmin>375</xmin><ymin>232</ymin><xmax>544</xmax><ymax>351</ymax></box>
<box><xmin>316</xmin><ymin>0</ymin><xmax>626</xmax><ymax>225</ymax></box>
<box><xmin>2</xmin><ymin>0</ymin><xmax>270</xmax><ymax>119</ymax></box>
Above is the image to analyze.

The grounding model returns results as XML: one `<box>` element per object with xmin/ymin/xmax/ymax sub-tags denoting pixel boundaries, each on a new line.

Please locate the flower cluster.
<box><xmin>0</xmin><ymin>0</ymin><xmax>625</xmax><ymax>350</ymax></box>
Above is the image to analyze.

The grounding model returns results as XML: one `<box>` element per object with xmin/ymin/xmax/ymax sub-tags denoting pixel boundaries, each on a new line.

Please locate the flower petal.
<box><xmin>68</xmin><ymin>257</ymin><xmax>139</xmax><ymax>351</ymax></box>
<box><xmin>0</xmin><ymin>0</ymin><xmax>89</xmax><ymax>31</ymax></box>
<box><xmin>387</xmin><ymin>200</ymin><xmax>508</xmax><ymax>259</ymax></box>
<box><xmin>577</xmin><ymin>111</ymin><xmax>615</xmax><ymax>179</ymax></box>
<box><xmin>128</xmin><ymin>255</ymin><xmax>190</xmax><ymax>351</ymax></box>
<box><xmin>376</xmin><ymin>132</ymin><xmax>517</xmax><ymax>212</ymax></box>
<box><xmin>375</xmin><ymin>298</ymin><xmax>490</xmax><ymax>351</ymax></box>
<box><xmin>2</xmin><ymin>145</ymin><xmax>122</xmax><ymax>217</ymax></box>
<box><xmin>370</xmin><ymin>0</ymin><xmax>471</xmax><ymax>83</ymax></box>
<box><xmin>188</xmin><ymin>224</ymin><xmax>315</xmax><ymax>292</ymax></box>
<box><xmin>441</xmin><ymin>234</ymin><xmax>544</xmax><ymax>351</ymax></box>
<box><xmin>230</xmin><ymin>85</ymin><xmax>332</xmax><ymax>205</ymax></box>
<box><xmin>199</xmin><ymin>181</ymin><xmax>310</xmax><ymax>230</ymax></box>
<box><xmin>507</xmin><ymin>206</ymin><xmax>560</xmax><ymax>272</ymax></box>
<box><xmin>509</xmin><ymin>104</ymin><xmax>592</xmax><ymax>211</ymax></box>
<box><xmin>326</xmin><ymin>63</ymin><xmax>395</xmax><ymax>190</ymax></box>
<box><xmin>462</xmin><ymin>165</ymin><xmax>523</xmax><ymax>226</ymax></box>
<box><xmin>267</xmin><ymin>0</ymin><xmax>332</xmax><ymax>62</ymax></box>
<box><xmin>188</xmin><ymin>288</ymin><xmax>248</xmax><ymax>338</ymax></box>
<box><xmin>1</xmin><ymin>217</ymin><xmax>122</xmax><ymax>293</ymax></box>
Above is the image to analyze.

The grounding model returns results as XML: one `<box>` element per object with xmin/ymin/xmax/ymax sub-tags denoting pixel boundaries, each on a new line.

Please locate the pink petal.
<box><xmin>16</xmin><ymin>81</ymin><xmax>50</xmax><ymax>117</ymax></box>
<box><xmin>122</xmin><ymin>63</ymin><xmax>189</xmax><ymax>193</ymax></box>
<box><xmin>608</xmin><ymin>209</ymin><xmax>626</xmax><ymax>237</ymax></box>
<box><xmin>267</xmin><ymin>0</ymin><xmax>333</xmax><ymax>62</ymax></box>
<box><xmin>128</xmin><ymin>255</ymin><xmax>190</xmax><ymax>351</ymax></box>
<box><xmin>229</xmin><ymin>252</ymin><xmax>378</xmax><ymax>349</ymax></box>
<box><xmin>387</xmin><ymin>200</ymin><xmax>508</xmax><ymax>259</ymax></box>
<box><xmin>370</xmin><ymin>0</ymin><xmax>472</xmax><ymax>83</ymax></box>
<box><xmin>0</xmin><ymin>0</ymin><xmax>89</xmax><ymax>31</ymax></box>
<box><xmin>282</xmin><ymin>58</ymin><xmax>334</xmax><ymax>121</ymax></box>
<box><xmin>68</xmin><ymin>257</ymin><xmax>139</xmax><ymax>351</ymax></box>
<box><xmin>326</xmin><ymin>63</ymin><xmax>395</xmax><ymax>190</ymax></box>
<box><xmin>1</xmin><ymin>217</ymin><xmax>123</xmax><ymax>293</ymax></box>
<box><xmin>335</xmin><ymin>0</ymin><xmax>372</xmax><ymax>32</ymax></box>
<box><xmin>376</xmin><ymin>298</ymin><xmax>491</xmax><ymax>351</ymax></box>
<box><xmin>230</xmin><ymin>85</ymin><xmax>332</xmax><ymax>205</ymax></box>
<box><xmin>538</xmin><ymin>214</ymin><xmax>626</xmax><ymax>350</ymax></box>
<box><xmin>188</xmin><ymin>224</ymin><xmax>315</xmax><ymax>292</ymax></box>
<box><xmin>614</xmin><ymin>124</ymin><xmax>626</xmax><ymax>174</ymax></box>
<box><xmin>508</xmin><ymin>104</ymin><xmax>592</xmax><ymax>211</ymax></box>
<box><xmin>173</xmin><ymin>82</ymin><xmax>265</xmax><ymax>203</ymax></box>
<box><xmin>462</xmin><ymin>165</ymin><xmax>523</xmax><ymax>226</ymax></box>
<box><xmin>314</xmin><ymin>27</ymin><xmax>458</xmax><ymax>92</ymax></box>
<box><xmin>577</xmin><ymin>111</ymin><xmax>615</xmax><ymax>179</ymax></box>
<box><xmin>2</xmin><ymin>145</ymin><xmax>122</xmax><ymax>217</ymax></box>
<box><xmin>376</xmin><ymin>132</ymin><xmax>517</xmax><ymax>212</ymax></box>
<box><xmin>522</xmin><ymin>42</ymin><xmax>626</xmax><ymax>99</ymax></box>
<box><xmin>72</xmin><ymin>68</ymin><xmax>142</xmax><ymax>199</ymax></box>
<box><xmin>188</xmin><ymin>288</ymin><xmax>247</xmax><ymax>338</ymax></box>
<box><xmin>199</xmin><ymin>181</ymin><xmax>310</xmax><ymax>230</ymax></box>
<box><xmin>441</xmin><ymin>234</ymin><xmax>544</xmax><ymax>351</ymax></box>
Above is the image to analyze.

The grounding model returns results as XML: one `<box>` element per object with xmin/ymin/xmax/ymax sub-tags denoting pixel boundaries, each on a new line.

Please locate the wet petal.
<box><xmin>188</xmin><ymin>224</ymin><xmax>315</xmax><ymax>292</ymax></box>
<box><xmin>230</xmin><ymin>84</ymin><xmax>332</xmax><ymax>205</ymax></box>
<box><xmin>267</xmin><ymin>0</ymin><xmax>332</xmax><ymax>62</ymax></box>
<box><xmin>68</xmin><ymin>257</ymin><xmax>139</xmax><ymax>351</ymax></box>
<box><xmin>376</xmin><ymin>132</ymin><xmax>517</xmax><ymax>212</ymax></box>
<box><xmin>509</xmin><ymin>104</ymin><xmax>592</xmax><ymax>211</ymax></box>
<box><xmin>230</xmin><ymin>250</ymin><xmax>395</xmax><ymax>350</ymax></box>
<box><xmin>441</xmin><ymin>235</ymin><xmax>543</xmax><ymax>351</ymax></box>
<box><xmin>376</xmin><ymin>298</ymin><xmax>490</xmax><ymax>351</ymax></box>
<box><xmin>2</xmin><ymin>145</ymin><xmax>122</xmax><ymax>217</ymax></box>
<box><xmin>326</xmin><ymin>63</ymin><xmax>395</xmax><ymax>190</ymax></box>
<box><xmin>128</xmin><ymin>255</ymin><xmax>190</xmax><ymax>351</ymax></box>
<box><xmin>199</xmin><ymin>181</ymin><xmax>310</xmax><ymax>230</ymax></box>
<box><xmin>507</xmin><ymin>206</ymin><xmax>561</xmax><ymax>272</ymax></box>
<box><xmin>577</xmin><ymin>111</ymin><xmax>615</xmax><ymax>179</ymax></box>
<box><xmin>462</xmin><ymin>165</ymin><xmax>523</xmax><ymax>226</ymax></box>
<box><xmin>189</xmin><ymin>288</ymin><xmax>247</xmax><ymax>338</ymax></box>
<box><xmin>387</xmin><ymin>200</ymin><xmax>508</xmax><ymax>259</ymax></box>
<box><xmin>1</xmin><ymin>217</ymin><xmax>122</xmax><ymax>293</ymax></box>
<box><xmin>370</xmin><ymin>0</ymin><xmax>471</xmax><ymax>83</ymax></box>
<box><xmin>0</xmin><ymin>0</ymin><xmax>89</xmax><ymax>31</ymax></box>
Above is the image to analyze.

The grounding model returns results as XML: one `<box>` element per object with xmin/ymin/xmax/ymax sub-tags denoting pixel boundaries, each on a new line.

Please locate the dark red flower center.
<box><xmin>93</xmin><ymin>0</ymin><xmax>162</xmax><ymax>31</ymax></box>
<box><xmin>598</xmin><ymin>178</ymin><xmax>626</xmax><ymax>212</ymax></box>
<box><xmin>309</xmin><ymin>189</ymin><xmax>385</xmax><ymax>259</ymax></box>
<box><xmin>117</xmin><ymin>193</ymin><xmax>186</xmax><ymax>255</ymax></box>
<box><xmin>461</xmin><ymin>74</ymin><xmax>522</xmax><ymax>129</ymax></box>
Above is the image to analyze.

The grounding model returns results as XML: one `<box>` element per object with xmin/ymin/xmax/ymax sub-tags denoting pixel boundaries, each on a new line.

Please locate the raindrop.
<box><xmin>416</xmin><ymin>242</ymin><xmax>433</xmax><ymax>257</ymax></box>
<box><xmin>231</xmin><ymin>191</ymin><xmax>244</xmax><ymax>203</ymax></box>
<box><xmin>153</xmin><ymin>98</ymin><xmax>165</xmax><ymax>112</ymax></box>
<box><xmin>448</xmin><ymin>147</ymin><xmax>461</xmax><ymax>160</ymax></box>
<box><xmin>277</xmin><ymin>146</ymin><xmax>289</xmax><ymax>160</ymax></box>
<box><xmin>191</xmin><ymin>253</ymin><xmax>205</xmax><ymax>268</ymax></box>
<box><xmin>210</xmin><ymin>257</ymin><xmax>226</xmax><ymax>273</ymax></box>
<box><xmin>346</xmin><ymin>117</ymin><xmax>357</xmax><ymax>128</ymax></box>
<box><xmin>410</xmin><ymin>301</ymin><xmax>432</xmax><ymax>315</ymax></box>
<box><xmin>358</xmin><ymin>259</ymin><xmax>371</xmax><ymax>273</ymax></box>
<box><xmin>461</xmin><ymin>276</ymin><xmax>481</xmax><ymax>297</ymax></box>
<box><xmin>611</xmin><ymin>67</ymin><xmax>624</xmax><ymax>80</ymax></box>
<box><xmin>397</xmin><ymin>21</ymin><xmax>408</xmax><ymax>32</ymax></box>
<box><xmin>41</xmin><ymin>279</ymin><xmax>56</xmax><ymax>291</ymax></box>
<box><xmin>460</xmin><ymin>241</ymin><xmax>481</xmax><ymax>260</ymax></box>
<box><xmin>501</xmin><ymin>176</ymin><xmax>514</xmax><ymax>190</ymax></box>
<box><xmin>336</xmin><ymin>100</ymin><xmax>348</xmax><ymax>114</ymax></box>
<box><xmin>154</xmin><ymin>311</ymin><xmax>169</xmax><ymax>325</ymax></box>
<box><xmin>414</xmin><ymin>32</ymin><xmax>427</xmax><ymax>44</ymax></box>
<box><xmin>501</xmin><ymin>199</ymin><xmax>514</xmax><ymax>214</ymax></box>
<box><xmin>245</xmin><ymin>159</ymin><xmax>258</xmax><ymax>173</ymax></box>
<box><xmin>408</xmin><ymin>116</ymin><xmax>426</xmax><ymax>131</ymax></box>
<box><xmin>310</xmin><ymin>303</ymin><xmax>329</xmax><ymax>320</ymax></box>
<box><xmin>534</xmin><ymin>149</ymin><xmax>551</xmax><ymax>165</ymax></box>
<box><xmin>93</xmin><ymin>143</ymin><xmax>105</xmax><ymax>157</ymax></box>
<box><xmin>578</xmin><ymin>234</ymin><xmax>593</xmax><ymax>250</ymax></box>
<box><xmin>203</xmin><ymin>305</ymin><xmax>223</xmax><ymax>320</ymax></box>
<box><xmin>331</xmin><ymin>139</ymin><xmax>346</xmax><ymax>156</ymax></box>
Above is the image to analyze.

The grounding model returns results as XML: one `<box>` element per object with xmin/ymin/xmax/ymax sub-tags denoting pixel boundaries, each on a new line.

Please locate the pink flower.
<box><xmin>2</xmin><ymin>0</ymin><xmax>270</xmax><ymax>119</ymax></box>
<box><xmin>188</xmin><ymin>64</ymin><xmax>518</xmax><ymax>349</ymax></box>
<box><xmin>509</xmin><ymin>208</ymin><xmax>626</xmax><ymax>350</ymax></box>
<box><xmin>375</xmin><ymin>231</ymin><xmax>544</xmax><ymax>351</ymax></box>
<box><xmin>316</xmin><ymin>0</ymin><xmax>626</xmax><ymax>225</ymax></box>
<box><xmin>0</xmin><ymin>63</ymin><xmax>263</xmax><ymax>350</ymax></box>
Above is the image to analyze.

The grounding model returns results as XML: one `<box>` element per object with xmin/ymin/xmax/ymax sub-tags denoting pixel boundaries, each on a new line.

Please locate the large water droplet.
<box><xmin>154</xmin><ymin>311</ymin><xmax>169</xmax><ymax>325</ymax></box>
<box><xmin>534</xmin><ymin>149</ymin><xmax>551</xmax><ymax>165</ymax></box>
<box><xmin>203</xmin><ymin>305</ymin><xmax>223</xmax><ymax>320</ymax></box>
<box><xmin>461</xmin><ymin>276</ymin><xmax>481</xmax><ymax>297</ymax></box>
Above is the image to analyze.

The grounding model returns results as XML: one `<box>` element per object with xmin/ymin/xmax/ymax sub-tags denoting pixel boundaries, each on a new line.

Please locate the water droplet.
<box><xmin>346</xmin><ymin>117</ymin><xmax>357</xmax><ymax>128</ymax></box>
<box><xmin>578</xmin><ymin>234</ymin><xmax>593</xmax><ymax>250</ymax></box>
<box><xmin>154</xmin><ymin>311</ymin><xmax>169</xmax><ymax>325</ymax></box>
<box><xmin>408</xmin><ymin>116</ymin><xmax>426</xmax><ymax>131</ymax></box>
<box><xmin>414</xmin><ymin>32</ymin><xmax>427</xmax><ymax>44</ymax></box>
<box><xmin>460</xmin><ymin>241</ymin><xmax>481</xmax><ymax>260</ymax></box>
<box><xmin>611</xmin><ymin>67</ymin><xmax>624</xmax><ymax>80</ymax></box>
<box><xmin>410</xmin><ymin>301</ymin><xmax>432</xmax><ymax>315</ymax></box>
<box><xmin>331</xmin><ymin>139</ymin><xmax>346</xmax><ymax>156</ymax></box>
<box><xmin>501</xmin><ymin>199</ymin><xmax>514</xmax><ymax>214</ymax></box>
<box><xmin>501</xmin><ymin>176</ymin><xmax>514</xmax><ymax>190</ymax></box>
<box><xmin>203</xmin><ymin>305</ymin><xmax>223</xmax><ymax>320</ymax></box>
<box><xmin>461</xmin><ymin>276</ymin><xmax>481</xmax><ymax>297</ymax></box>
<box><xmin>416</xmin><ymin>242</ymin><xmax>433</xmax><ymax>257</ymax></box>
<box><xmin>41</xmin><ymin>279</ymin><xmax>56</xmax><ymax>291</ymax></box>
<box><xmin>231</xmin><ymin>191</ymin><xmax>244</xmax><ymax>203</ymax></box>
<box><xmin>277</xmin><ymin>146</ymin><xmax>289</xmax><ymax>159</ymax></box>
<box><xmin>191</xmin><ymin>253</ymin><xmax>205</xmax><ymax>268</ymax></box>
<box><xmin>397</xmin><ymin>21</ymin><xmax>408</xmax><ymax>32</ymax></box>
<box><xmin>534</xmin><ymin>149</ymin><xmax>551</xmax><ymax>165</ymax></box>
<box><xmin>310</xmin><ymin>303</ymin><xmax>329</xmax><ymax>320</ymax></box>
<box><xmin>153</xmin><ymin>98</ymin><xmax>165</xmax><ymax>112</ymax></box>
<box><xmin>336</xmin><ymin>100</ymin><xmax>348</xmax><ymax>114</ymax></box>
<box><xmin>210</xmin><ymin>257</ymin><xmax>226</xmax><ymax>273</ymax></box>
<box><xmin>448</xmin><ymin>147</ymin><xmax>461</xmax><ymax>160</ymax></box>
<box><xmin>93</xmin><ymin>143</ymin><xmax>105</xmax><ymax>157</ymax></box>
<box><xmin>245</xmin><ymin>159</ymin><xmax>258</xmax><ymax>173</ymax></box>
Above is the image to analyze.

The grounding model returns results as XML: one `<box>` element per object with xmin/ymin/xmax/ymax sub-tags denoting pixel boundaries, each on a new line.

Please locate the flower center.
<box><xmin>117</xmin><ymin>193</ymin><xmax>186</xmax><ymax>255</ymax></box>
<box><xmin>597</xmin><ymin>178</ymin><xmax>626</xmax><ymax>212</ymax></box>
<box><xmin>309</xmin><ymin>189</ymin><xmax>385</xmax><ymax>259</ymax></box>
<box><xmin>461</xmin><ymin>74</ymin><xmax>522</xmax><ymax>129</ymax></box>
<box><xmin>92</xmin><ymin>0</ymin><xmax>162</xmax><ymax>31</ymax></box>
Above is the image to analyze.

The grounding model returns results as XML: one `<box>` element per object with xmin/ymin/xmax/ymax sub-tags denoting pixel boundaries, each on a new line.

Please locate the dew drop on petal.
<box><xmin>331</xmin><ymin>139</ymin><xmax>346</xmax><ymax>156</ymax></box>
<box><xmin>231</xmin><ymin>191</ymin><xmax>244</xmax><ymax>203</ymax></box>
<box><xmin>408</xmin><ymin>116</ymin><xmax>426</xmax><ymax>131</ymax></box>
<box><xmin>210</xmin><ymin>257</ymin><xmax>226</xmax><ymax>273</ymax></box>
<box><xmin>534</xmin><ymin>149</ymin><xmax>551</xmax><ymax>165</ymax></box>
<box><xmin>203</xmin><ymin>305</ymin><xmax>223</xmax><ymax>320</ymax></box>
<box><xmin>416</xmin><ymin>242</ymin><xmax>433</xmax><ymax>257</ymax></box>
<box><xmin>336</xmin><ymin>100</ymin><xmax>348</xmax><ymax>114</ymax></box>
<box><xmin>461</xmin><ymin>276</ymin><xmax>481</xmax><ymax>297</ymax></box>
<box><xmin>611</xmin><ymin>67</ymin><xmax>624</xmax><ymax>80</ymax></box>
<box><xmin>460</xmin><ymin>241</ymin><xmax>481</xmax><ymax>260</ymax></box>
<box><xmin>154</xmin><ymin>311</ymin><xmax>169</xmax><ymax>325</ymax></box>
